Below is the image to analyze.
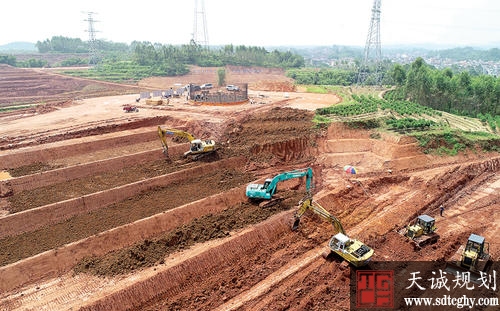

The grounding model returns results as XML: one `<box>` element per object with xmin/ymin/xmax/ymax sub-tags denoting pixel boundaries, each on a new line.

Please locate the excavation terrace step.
<box><xmin>80</xmin><ymin>211</ymin><xmax>295</xmax><ymax>311</ymax></box>
<box><xmin>0</xmin><ymin>156</ymin><xmax>247</xmax><ymax>239</ymax></box>
<box><xmin>0</xmin><ymin>183</ymin><xmax>249</xmax><ymax>292</ymax></box>
<box><xmin>322</xmin><ymin>139</ymin><xmax>422</xmax><ymax>158</ymax></box>
<box><xmin>319</xmin><ymin>152</ymin><xmax>386</xmax><ymax>170</ymax></box>
<box><xmin>0</xmin><ymin>145</ymin><xmax>186</xmax><ymax>197</ymax></box>
<box><xmin>0</xmin><ymin>127</ymin><xmax>159</xmax><ymax>169</ymax></box>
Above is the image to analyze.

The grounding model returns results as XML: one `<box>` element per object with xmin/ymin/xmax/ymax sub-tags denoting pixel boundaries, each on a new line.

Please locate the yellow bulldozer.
<box><xmin>292</xmin><ymin>194</ymin><xmax>374</xmax><ymax>267</ymax></box>
<box><xmin>445</xmin><ymin>233</ymin><xmax>492</xmax><ymax>283</ymax></box>
<box><xmin>157</xmin><ymin>126</ymin><xmax>216</xmax><ymax>159</ymax></box>
<box><xmin>398</xmin><ymin>214</ymin><xmax>439</xmax><ymax>249</ymax></box>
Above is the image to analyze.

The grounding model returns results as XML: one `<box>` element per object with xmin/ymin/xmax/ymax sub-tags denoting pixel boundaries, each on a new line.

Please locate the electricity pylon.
<box><xmin>357</xmin><ymin>0</ymin><xmax>382</xmax><ymax>86</ymax></box>
<box><xmin>84</xmin><ymin>11</ymin><xmax>100</xmax><ymax>66</ymax></box>
<box><xmin>193</xmin><ymin>0</ymin><xmax>209</xmax><ymax>49</ymax></box>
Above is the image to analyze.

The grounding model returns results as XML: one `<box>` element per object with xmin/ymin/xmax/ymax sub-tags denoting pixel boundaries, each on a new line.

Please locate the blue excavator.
<box><xmin>246</xmin><ymin>167</ymin><xmax>313</xmax><ymax>206</ymax></box>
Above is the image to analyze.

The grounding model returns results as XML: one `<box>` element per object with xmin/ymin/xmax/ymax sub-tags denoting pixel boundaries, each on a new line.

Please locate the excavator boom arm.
<box><xmin>293</xmin><ymin>196</ymin><xmax>345</xmax><ymax>234</ymax></box>
<box><xmin>266</xmin><ymin>167</ymin><xmax>313</xmax><ymax>195</ymax></box>
<box><xmin>158</xmin><ymin>126</ymin><xmax>198</xmax><ymax>154</ymax></box>
<box><xmin>157</xmin><ymin>126</ymin><xmax>170</xmax><ymax>153</ymax></box>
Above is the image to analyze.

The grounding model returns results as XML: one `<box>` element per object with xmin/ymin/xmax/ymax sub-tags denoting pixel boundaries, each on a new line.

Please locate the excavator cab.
<box><xmin>261</xmin><ymin>179</ymin><xmax>272</xmax><ymax>190</ymax></box>
<box><xmin>190</xmin><ymin>140</ymin><xmax>202</xmax><ymax>152</ymax></box>
<box><xmin>330</xmin><ymin>233</ymin><xmax>350</xmax><ymax>252</ymax></box>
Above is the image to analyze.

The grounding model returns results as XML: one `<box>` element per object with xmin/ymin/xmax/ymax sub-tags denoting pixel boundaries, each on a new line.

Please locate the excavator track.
<box><xmin>258</xmin><ymin>196</ymin><xmax>284</xmax><ymax>208</ymax></box>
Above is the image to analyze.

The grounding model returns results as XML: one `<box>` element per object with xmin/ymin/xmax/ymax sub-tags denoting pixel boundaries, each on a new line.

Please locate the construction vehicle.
<box><xmin>123</xmin><ymin>105</ymin><xmax>139</xmax><ymax>112</ymax></box>
<box><xmin>292</xmin><ymin>194</ymin><xmax>374</xmax><ymax>267</ymax></box>
<box><xmin>446</xmin><ymin>234</ymin><xmax>492</xmax><ymax>283</ymax></box>
<box><xmin>246</xmin><ymin>167</ymin><xmax>313</xmax><ymax>207</ymax></box>
<box><xmin>398</xmin><ymin>214</ymin><xmax>439</xmax><ymax>248</ymax></box>
<box><xmin>157</xmin><ymin>126</ymin><xmax>216</xmax><ymax>159</ymax></box>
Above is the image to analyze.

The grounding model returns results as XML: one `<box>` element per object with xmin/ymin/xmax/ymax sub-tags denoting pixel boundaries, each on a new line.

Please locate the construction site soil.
<box><xmin>0</xmin><ymin>64</ymin><xmax>498</xmax><ymax>310</ymax></box>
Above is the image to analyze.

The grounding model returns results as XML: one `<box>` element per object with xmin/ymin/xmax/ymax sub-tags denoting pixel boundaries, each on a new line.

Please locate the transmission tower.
<box><xmin>357</xmin><ymin>0</ymin><xmax>382</xmax><ymax>85</ymax></box>
<box><xmin>84</xmin><ymin>11</ymin><xmax>100</xmax><ymax>66</ymax></box>
<box><xmin>193</xmin><ymin>0</ymin><xmax>209</xmax><ymax>49</ymax></box>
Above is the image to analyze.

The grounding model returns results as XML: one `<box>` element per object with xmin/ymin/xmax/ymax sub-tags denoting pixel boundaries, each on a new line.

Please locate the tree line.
<box><xmin>287</xmin><ymin>58</ymin><xmax>499</xmax><ymax>118</ymax></box>
<box><xmin>1</xmin><ymin>36</ymin><xmax>305</xmax><ymax>70</ymax></box>
<box><xmin>35</xmin><ymin>36</ymin><xmax>129</xmax><ymax>53</ymax></box>
<box><xmin>2</xmin><ymin>36</ymin><xmax>499</xmax><ymax>118</ymax></box>
<box><xmin>387</xmin><ymin>57</ymin><xmax>499</xmax><ymax>118</ymax></box>
<box><xmin>130</xmin><ymin>40</ymin><xmax>304</xmax><ymax>69</ymax></box>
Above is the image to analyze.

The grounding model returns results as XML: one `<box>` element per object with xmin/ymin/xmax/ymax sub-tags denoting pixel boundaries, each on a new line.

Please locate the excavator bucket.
<box><xmin>291</xmin><ymin>217</ymin><xmax>301</xmax><ymax>231</ymax></box>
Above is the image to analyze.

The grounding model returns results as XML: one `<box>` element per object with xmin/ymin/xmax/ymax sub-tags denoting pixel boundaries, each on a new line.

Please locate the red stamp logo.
<box><xmin>356</xmin><ymin>270</ymin><xmax>394</xmax><ymax>308</ymax></box>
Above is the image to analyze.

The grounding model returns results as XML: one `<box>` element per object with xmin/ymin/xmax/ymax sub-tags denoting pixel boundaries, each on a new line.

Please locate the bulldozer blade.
<box><xmin>444</xmin><ymin>260</ymin><xmax>493</xmax><ymax>285</ymax></box>
<box><xmin>444</xmin><ymin>265</ymin><xmax>482</xmax><ymax>285</ymax></box>
<box><xmin>410</xmin><ymin>234</ymin><xmax>439</xmax><ymax>250</ymax></box>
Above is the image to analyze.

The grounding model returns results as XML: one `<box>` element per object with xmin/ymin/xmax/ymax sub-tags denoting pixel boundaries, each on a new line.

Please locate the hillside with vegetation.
<box><xmin>314</xmin><ymin>93</ymin><xmax>499</xmax><ymax>155</ymax></box>
<box><xmin>0</xmin><ymin>36</ymin><xmax>304</xmax><ymax>78</ymax></box>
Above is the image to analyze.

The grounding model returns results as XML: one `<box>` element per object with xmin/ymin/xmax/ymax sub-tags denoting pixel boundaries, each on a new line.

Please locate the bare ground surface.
<box><xmin>0</xmin><ymin>65</ymin><xmax>498</xmax><ymax>310</ymax></box>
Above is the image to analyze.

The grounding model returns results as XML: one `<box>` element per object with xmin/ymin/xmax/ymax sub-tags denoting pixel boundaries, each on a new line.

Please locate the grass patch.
<box><xmin>412</xmin><ymin>130</ymin><xmax>500</xmax><ymax>154</ymax></box>
<box><xmin>0</xmin><ymin>105</ymin><xmax>33</xmax><ymax>112</ymax></box>
<box><xmin>299</xmin><ymin>85</ymin><xmax>383</xmax><ymax>102</ymax></box>
<box><xmin>304</xmin><ymin>85</ymin><xmax>329</xmax><ymax>94</ymax></box>
<box><xmin>312</xmin><ymin>114</ymin><xmax>332</xmax><ymax>128</ymax></box>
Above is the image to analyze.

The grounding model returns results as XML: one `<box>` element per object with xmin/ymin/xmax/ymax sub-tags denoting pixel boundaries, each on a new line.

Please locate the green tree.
<box><xmin>405</xmin><ymin>58</ymin><xmax>432</xmax><ymax>105</ymax></box>
<box><xmin>217</xmin><ymin>68</ymin><xmax>226</xmax><ymax>86</ymax></box>
<box><xmin>391</xmin><ymin>64</ymin><xmax>406</xmax><ymax>86</ymax></box>
<box><xmin>0</xmin><ymin>55</ymin><xmax>16</xmax><ymax>66</ymax></box>
<box><xmin>393</xmin><ymin>58</ymin><xmax>499</xmax><ymax>117</ymax></box>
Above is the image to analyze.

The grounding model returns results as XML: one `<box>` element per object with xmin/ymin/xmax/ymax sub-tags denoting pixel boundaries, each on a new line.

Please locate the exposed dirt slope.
<box><xmin>0</xmin><ymin>66</ymin><xmax>498</xmax><ymax>311</ymax></box>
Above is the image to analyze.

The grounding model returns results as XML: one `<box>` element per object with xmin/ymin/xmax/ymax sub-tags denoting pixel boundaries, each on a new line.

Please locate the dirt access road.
<box><xmin>0</xmin><ymin>65</ymin><xmax>498</xmax><ymax>310</ymax></box>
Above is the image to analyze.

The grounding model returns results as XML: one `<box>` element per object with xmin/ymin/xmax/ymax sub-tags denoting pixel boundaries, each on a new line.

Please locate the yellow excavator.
<box><xmin>157</xmin><ymin>126</ymin><xmax>216</xmax><ymax>159</ymax></box>
<box><xmin>292</xmin><ymin>194</ymin><xmax>374</xmax><ymax>267</ymax></box>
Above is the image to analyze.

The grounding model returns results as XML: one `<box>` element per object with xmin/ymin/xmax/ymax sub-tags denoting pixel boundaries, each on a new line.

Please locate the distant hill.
<box><xmin>0</xmin><ymin>42</ymin><xmax>37</xmax><ymax>52</ymax></box>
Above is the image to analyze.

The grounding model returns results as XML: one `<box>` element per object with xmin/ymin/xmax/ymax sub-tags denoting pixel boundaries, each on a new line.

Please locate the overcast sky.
<box><xmin>2</xmin><ymin>0</ymin><xmax>500</xmax><ymax>48</ymax></box>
